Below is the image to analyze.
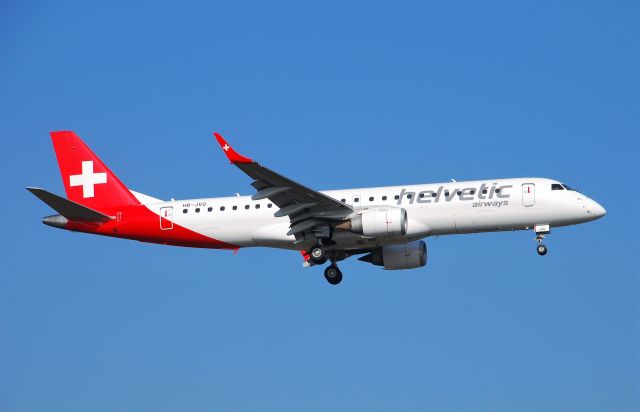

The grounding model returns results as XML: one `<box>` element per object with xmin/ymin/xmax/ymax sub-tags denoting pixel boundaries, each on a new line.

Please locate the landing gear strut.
<box><xmin>324</xmin><ymin>264</ymin><xmax>343</xmax><ymax>285</ymax></box>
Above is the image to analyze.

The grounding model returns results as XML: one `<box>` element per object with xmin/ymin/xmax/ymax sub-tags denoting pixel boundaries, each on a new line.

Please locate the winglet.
<box><xmin>214</xmin><ymin>133</ymin><xmax>254</xmax><ymax>164</ymax></box>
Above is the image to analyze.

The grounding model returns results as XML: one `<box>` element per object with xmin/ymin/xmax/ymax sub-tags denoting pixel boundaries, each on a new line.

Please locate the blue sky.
<box><xmin>1</xmin><ymin>1</ymin><xmax>638</xmax><ymax>411</ymax></box>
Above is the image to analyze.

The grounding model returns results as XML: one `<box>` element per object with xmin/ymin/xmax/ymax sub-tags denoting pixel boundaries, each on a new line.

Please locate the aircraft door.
<box><xmin>160</xmin><ymin>206</ymin><xmax>174</xmax><ymax>230</ymax></box>
<box><xmin>522</xmin><ymin>183</ymin><xmax>535</xmax><ymax>207</ymax></box>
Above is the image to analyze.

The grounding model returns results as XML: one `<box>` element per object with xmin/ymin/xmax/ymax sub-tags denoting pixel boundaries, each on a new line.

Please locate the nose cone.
<box><xmin>588</xmin><ymin>199</ymin><xmax>606</xmax><ymax>220</ymax></box>
<box><xmin>593</xmin><ymin>201</ymin><xmax>606</xmax><ymax>218</ymax></box>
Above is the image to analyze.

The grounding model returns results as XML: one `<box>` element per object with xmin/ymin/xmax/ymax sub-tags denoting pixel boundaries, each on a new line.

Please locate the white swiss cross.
<box><xmin>223</xmin><ymin>144</ymin><xmax>230</xmax><ymax>151</ymax></box>
<box><xmin>69</xmin><ymin>161</ymin><xmax>107</xmax><ymax>198</ymax></box>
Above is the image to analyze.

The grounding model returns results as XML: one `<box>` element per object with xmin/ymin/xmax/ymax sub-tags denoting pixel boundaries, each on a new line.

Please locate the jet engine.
<box><xmin>359</xmin><ymin>240</ymin><xmax>427</xmax><ymax>270</ymax></box>
<box><xmin>339</xmin><ymin>207</ymin><xmax>407</xmax><ymax>238</ymax></box>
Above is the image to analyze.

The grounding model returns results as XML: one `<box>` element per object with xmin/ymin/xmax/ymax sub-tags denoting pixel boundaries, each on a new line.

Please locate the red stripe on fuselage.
<box><xmin>65</xmin><ymin>204</ymin><xmax>238</xmax><ymax>249</ymax></box>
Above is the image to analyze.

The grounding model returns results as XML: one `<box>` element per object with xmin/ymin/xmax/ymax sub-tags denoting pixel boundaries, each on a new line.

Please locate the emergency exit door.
<box><xmin>160</xmin><ymin>206</ymin><xmax>174</xmax><ymax>230</ymax></box>
<box><xmin>522</xmin><ymin>183</ymin><xmax>535</xmax><ymax>207</ymax></box>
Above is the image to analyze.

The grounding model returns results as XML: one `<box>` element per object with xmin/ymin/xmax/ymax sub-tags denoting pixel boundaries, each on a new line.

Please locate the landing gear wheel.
<box><xmin>324</xmin><ymin>265</ymin><xmax>343</xmax><ymax>285</ymax></box>
<box><xmin>537</xmin><ymin>244</ymin><xmax>548</xmax><ymax>256</ymax></box>
<box><xmin>309</xmin><ymin>245</ymin><xmax>328</xmax><ymax>264</ymax></box>
<box><xmin>535</xmin><ymin>229</ymin><xmax>549</xmax><ymax>256</ymax></box>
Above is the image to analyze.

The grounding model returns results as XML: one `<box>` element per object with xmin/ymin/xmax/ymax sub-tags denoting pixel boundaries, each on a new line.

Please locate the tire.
<box><xmin>324</xmin><ymin>265</ymin><xmax>343</xmax><ymax>285</ymax></box>
<box><xmin>309</xmin><ymin>245</ymin><xmax>327</xmax><ymax>264</ymax></box>
<box><xmin>537</xmin><ymin>244</ymin><xmax>548</xmax><ymax>256</ymax></box>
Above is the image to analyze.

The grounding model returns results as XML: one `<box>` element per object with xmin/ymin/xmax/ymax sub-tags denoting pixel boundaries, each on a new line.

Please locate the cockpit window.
<box><xmin>551</xmin><ymin>184</ymin><xmax>564</xmax><ymax>191</ymax></box>
<box><xmin>561</xmin><ymin>184</ymin><xmax>576</xmax><ymax>191</ymax></box>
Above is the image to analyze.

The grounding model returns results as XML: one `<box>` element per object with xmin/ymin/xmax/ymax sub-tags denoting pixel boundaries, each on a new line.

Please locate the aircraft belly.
<box><xmin>454</xmin><ymin>206</ymin><xmax>500</xmax><ymax>233</ymax></box>
<box><xmin>251</xmin><ymin>221</ymin><xmax>296</xmax><ymax>248</ymax></box>
<box><xmin>202</xmin><ymin>218</ymin><xmax>262</xmax><ymax>247</ymax></box>
<box><xmin>420</xmin><ymin>205</ymin><xmax>456</xmax><ymax>236</ymax></box>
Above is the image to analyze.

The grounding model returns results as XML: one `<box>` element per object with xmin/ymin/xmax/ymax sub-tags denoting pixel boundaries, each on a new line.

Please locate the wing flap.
<box><xmin>287</xmin><ymin>219</ymin><xmax>325</xmax><ymax>236</ymax></box>
<box><xmin>251</xmin><ymin>186</ymin><xmax>292</xmax><ymax>201</ymax></box>
<box><xmin>274</xmin><ymin>202</ymin><xmax>318</xmax><ymax>218</ymax></box>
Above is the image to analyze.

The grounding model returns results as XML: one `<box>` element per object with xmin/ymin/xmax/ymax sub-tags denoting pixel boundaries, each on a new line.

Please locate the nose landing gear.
<box><xmin>534</xmin><ymin>224</ymin><xmax>550</xmax><ymax>256</ymax></box>
<box><xmin>536</xmin><ymin>240</ymin><xmax>548</xmax><ymax>256</ymax></box>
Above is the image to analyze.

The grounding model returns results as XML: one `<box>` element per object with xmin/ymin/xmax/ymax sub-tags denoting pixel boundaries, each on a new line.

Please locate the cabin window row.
<box><xmin>182</xmin><ymin>187</ymin><xmax>504</xmax><ymax>214</ymax></box>
<box><xmin>183</xmin><ymin>203</ymin><xmax>273</xmax><ymax>214</ymax></box>
<box><xmin>339</xmin><ymin>189</ymin><xmax>499</xmax><ymax>203</ymax></box>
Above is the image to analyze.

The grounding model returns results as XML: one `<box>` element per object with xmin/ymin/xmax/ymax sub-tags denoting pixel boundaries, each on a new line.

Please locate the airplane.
<box><xmin>28</xmin><ymin>131</ymin><xmax>606</xmax><ymax>285</ymax></box>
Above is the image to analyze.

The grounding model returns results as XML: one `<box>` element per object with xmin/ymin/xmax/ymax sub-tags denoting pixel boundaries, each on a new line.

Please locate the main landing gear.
<box><xmin>309</xmin><ymin>244</ymin><xmax>328</xmax><ymax>265</ymax></box>
<box><xmin>324</xmin><ymin>264</ymin><xmax>343</xmax><ymax>285</ymax></box>
<box><xmin>308</xmin><ymin>243</ymin><xmax>343</xmax><ymax>285</ymax></box>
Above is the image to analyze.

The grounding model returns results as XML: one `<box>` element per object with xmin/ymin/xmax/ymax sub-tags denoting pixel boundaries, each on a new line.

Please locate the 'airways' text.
<box><xmin>473</xmin><ymin>200</ymin><xmax>509</xmax><ymax>208</ymax></box>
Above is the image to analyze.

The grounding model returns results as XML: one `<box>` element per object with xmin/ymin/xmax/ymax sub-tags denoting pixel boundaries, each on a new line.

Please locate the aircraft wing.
<box><xmin>214</xmin><ymin>133</ymin><xmax>354</xmax><ymax>240</ymax></box>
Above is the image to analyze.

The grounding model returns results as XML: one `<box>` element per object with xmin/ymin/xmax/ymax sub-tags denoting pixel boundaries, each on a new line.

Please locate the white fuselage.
<box><xmin>144</xmin><ymin>177</ymin><xmax>605</xmax><ymax>251</ymax></box>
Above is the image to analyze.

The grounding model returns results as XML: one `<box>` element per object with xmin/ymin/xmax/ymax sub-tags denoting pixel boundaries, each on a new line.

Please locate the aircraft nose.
<box><xmin>594</xmin><ymin>201</ymin><xmax>606</xmax><ymax>218</ymax></box>
<box><xmin>589</xmin><ymin>199</ymin><xmax>606</xmax><ymax>219</ymax></box>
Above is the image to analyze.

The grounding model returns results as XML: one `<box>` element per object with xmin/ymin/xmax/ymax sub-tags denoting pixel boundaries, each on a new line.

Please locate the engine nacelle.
<box><xmin>359</xmin><ymin>240</ymin><xmax>427</xmax><ymax>270</ymax></box>
<box><xmin>349</xmin><ymin>207</ymin><xmax>407</xmax><ymax>238</ymax></box>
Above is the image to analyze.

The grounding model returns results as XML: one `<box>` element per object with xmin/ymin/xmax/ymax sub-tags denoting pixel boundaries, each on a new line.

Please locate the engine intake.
<box><xmin>347</xmin><ymin>207</ymin><xmax>407</xmax><ymax>238</ymax></box>
<box><xmin>359</xmin><ymin>240</ymin><xmax>427</xmax><ymax>270</ymax></box>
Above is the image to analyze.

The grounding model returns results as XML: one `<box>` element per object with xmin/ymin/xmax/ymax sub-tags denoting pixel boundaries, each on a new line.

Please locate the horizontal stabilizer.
<box><xmin>26</xmin><ymin>187</ymin><xmax>113</xmax><ymax>222</ymax></box>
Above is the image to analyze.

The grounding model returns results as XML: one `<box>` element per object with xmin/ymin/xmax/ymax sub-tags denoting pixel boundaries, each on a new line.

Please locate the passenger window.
<box><xmin>495</xmin><ymin>189</ymin><xmax>501</xmax><ymax>194</ymax></box>
<box><xmin>394</xmin><ymin>195</ymin><xmax>399</xmax><ymax>200</ymax></box>
<box><xmin>195</xmin><ymin>208</ymin><xmax>200</xmax><ymax>213</ymax></box>
<box><xmin>432</xmin><ymin>192</ymin><xmax>437</xmax><ymax>197</ymax></box>
<box><xmin>419</xmin><ymin>193</ymin><xmax>424</xmax><ymax>198</ymax></box>
<box><xmin>232</xmin><ymin>206</ymin><xmax>238</xmax><ymax>210</ymax></box>
<box><xmin>407</xmin><ymin>194</ymin><xmax>412</xmax><ymax>199</ymax></box>
<box><xmin>183</xmin><ymin>209</ymin><xmax>188</xmax><ymax>214</ymax></box>
<box><xmin>208</xmin><ymin>207</ymin><xmax>212</xmax><ymax>212</ymax></box>
<box><xmin>456</xmin><ymin>191</ymin><xmax>462</xmax><ymax>196</ymax></box>
<box><xmin>382</xmin><ymin>196</ymin><xmax>387</xmax><ymax>201</ymax></box>
<box><xmin>220</xmin><ymin>206</ymin><xmax>225</xmax><ymax>211</ymax></box>
<box><xmin>267</xmin><ymin>204</ymin><xmax>272</xmax><ymax>208</ymax></box>
<box><xmin>341</xmin><ymin>198</ymin><xmax>346</xmax><ymax>203</ymax></box>
<box><xmin>255</xmin><ymin>204</ymin><xmax>260</xmax><ymax>209</ymax></box>
<box><xmin>245</xmin><ymin>205</ymin><xmax>250</xmax><ymax>210</ymax></box>
<box><xmin>482</xmin><ymin>189</ymin><xmax>488</xmax><ymax>194</ymax></box>
<box><xmin>470</xmin><ymin>190</ymin><xmax>475</xmax><ymax>195</ymax></box>
<box><xmin>444</xmin><ymin>191</ymin><xmax>449</xmax><ymax>196</ymax></box>
<box><xmin>369</xmin><ymin>196</ymin><xmax>374</xmax><ymax>201</ymax></box>
<box><xmin>354</xmin><ymin>198</ymin><xmax>359</xmax><ymax>202</ymax></box>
